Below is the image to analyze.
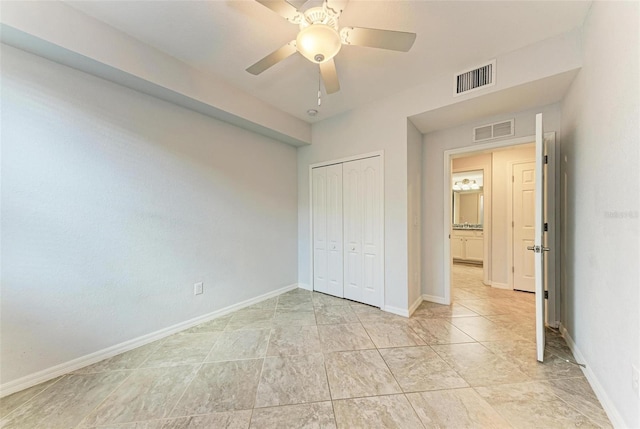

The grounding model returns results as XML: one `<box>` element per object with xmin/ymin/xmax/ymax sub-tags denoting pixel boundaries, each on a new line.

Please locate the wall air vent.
<box><xmin>454</xmin><ymin>60</ymin><xmax>496</xmax><ymax>96</ymax></box>
<box><xmin>473</xmin><ymin>119</ymin><xmax>514</xmax><ymax>143</ymax></box>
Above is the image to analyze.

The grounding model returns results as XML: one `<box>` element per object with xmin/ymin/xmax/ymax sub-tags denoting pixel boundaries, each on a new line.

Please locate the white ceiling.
<box><xmin>66</xmin><ymin>1</ymin><xmax>591</xmax><ymax>124</ymax></box>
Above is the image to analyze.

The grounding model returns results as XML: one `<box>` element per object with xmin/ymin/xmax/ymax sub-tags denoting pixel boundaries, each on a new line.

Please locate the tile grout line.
<box><xmin>542</xmin><ymin>381</ymin><xmax>613</xmax><ymax>427</ymax></box>
<box><xmin>321</xmin><ymin>346</ymin><xmax>339</xmax><ymax>428</ymax></box>
<box><xmin>247</xmin><ymin>407</ymin><xmax>255</xmax><ymax>429</ymax></box>
<box><xmin>71</xmin><ymin>369</ymin><xmax>137</xmax><ymax>429</ymax></box>
<box><xmin>149</xmin><ymin>365</ymin><xmax>205</xmax><ymax>422</ymax></box>
<box><xmin>466</xmin><ymin>384</ymin><xmax>517</xmax><ymax>427</ymax></box>
<box><xmin>454</xmin><ymin>268</ymin><xmax>525</xmax><ymax>429</ymax></box>
<box><xmin>130</xmin><ymin>336</ymin><xmax>169</xmax><ymax>370</ymax></box>
<box><xmin>403</xmin><ymin>391</ymin><xmax>428</xmax><ymax>429</ymax></box>
<box><xmin>165</xmin><ymin>333</ymin><xmax>221</xmax><ymax>419</ymax></box>
<box><xmin>246</xmin><ymin>291</ymin><xmax>278</xmax><ymax>428</ymax></box>
<box><xmin>251</xmin><ymin>325</ymin><xmax>273</xmax><ymax>410</ymax></box>
<box><xmin>373</xmin><ymin>338</ymin><xmax>404</xmax><ymax>397</ymax></box>
<box><xmin>0</xmin><ymin>374</ymin><xmax>68</xmax><ymax>423</ymax></box>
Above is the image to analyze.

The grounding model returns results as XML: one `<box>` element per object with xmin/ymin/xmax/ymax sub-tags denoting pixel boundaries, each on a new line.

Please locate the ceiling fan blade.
<box><xmin>319</xmin><ymin>58</ymin><xmax>340</xmax><ymax>94</ymax></box>
<box><xmin>246</xmin><ymin>41</ymin><xmax>297</xmax><ymax>75</ymax></box>
<box><xmin>256</xmin><ymin>0</ymin><xmax>302</xmax><ymax>22</ymax></box>
<box><xmin>325</xmin><ymin>0</ymin><xmax>349</xmax><ymax>17</ymax></box>
<box><xmin>340</xmin><ymin>27</ymin><xmax>417</xmax><ymax>52</ymax></box>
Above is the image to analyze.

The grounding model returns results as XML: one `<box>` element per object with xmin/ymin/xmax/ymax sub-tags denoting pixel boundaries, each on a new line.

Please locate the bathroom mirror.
<box><xmin>452</xmin><ymin>170</ymin><xmax>484</xmax><ymax>228</ymax></box>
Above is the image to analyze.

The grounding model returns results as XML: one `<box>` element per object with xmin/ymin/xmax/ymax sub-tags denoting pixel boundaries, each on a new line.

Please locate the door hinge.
<box><xmin>544</xmin><ymin>155</ymin><xmax>548</xmax><ymax>164</ymax></box>
<box><xmin>544</xmin><ymin>290</ymin><xmax>549</xmax><ymax>299</ymax></box>
<box><xmin>512</xmin><ymin>175</ymin><xmax>514</xmax><ymax>182</ymax></box>
<box><xmin>512</xmin><ymin>266</ymin><xmax>514</xmax><ymax>273</ymax></box>
<box><xmin>512</xmin><ymin>221</ymin><xmax>514</xmax><ymax>227</ymax></box>
<box><xmin>544</xmin><ymin>222</ymin><xmax>548</xmax><ymax>232</ymax></box>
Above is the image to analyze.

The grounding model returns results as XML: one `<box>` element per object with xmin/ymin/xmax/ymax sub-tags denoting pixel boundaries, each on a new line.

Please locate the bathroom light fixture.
<box><xmin>453</xmin><ymin>178</ymin><xmax>481</xmax><ymax>191</ymax></box>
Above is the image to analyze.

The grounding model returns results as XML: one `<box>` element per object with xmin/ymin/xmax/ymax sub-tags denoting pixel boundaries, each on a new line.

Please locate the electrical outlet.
<box><xmin>632</xmin><ymin>365</ymin><xmax>640</xmax><ymax>397</ymax></box>
<box><xmin>194</xmin><ymin>282</ymin><xmax>203</xmax><ymax>295</ymax></box>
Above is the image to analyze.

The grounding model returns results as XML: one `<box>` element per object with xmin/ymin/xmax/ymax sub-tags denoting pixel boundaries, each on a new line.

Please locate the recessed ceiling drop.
<box><xmin>246</xmin><ymin>0</ymin><xmax>417</xmax><ymax>95</ymax></box>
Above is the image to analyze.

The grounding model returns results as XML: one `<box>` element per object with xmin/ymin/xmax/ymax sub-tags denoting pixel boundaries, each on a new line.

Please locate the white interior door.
<box><xmin>312</xmin><ymin>167</ymin><xmax>328</xmax><ymax>294</ymax></box>
<box><xmin>531</xmin><ymin>113</ymin><xmax>548</xmax><ymax>362</ymax></box>
<box><xmin>513</xmin><ymin>162</ymin><xmax>536</xmax><ymax>292</ymax></box>
<box><xmin>343</xmin><ymin>157</ymin><xmax>382</xmax><ymax>307</ymax></box>
<box><xmin>326</xmin><ymin>164</ymin><xmax>344</xmax><ymax>298</ymax></box>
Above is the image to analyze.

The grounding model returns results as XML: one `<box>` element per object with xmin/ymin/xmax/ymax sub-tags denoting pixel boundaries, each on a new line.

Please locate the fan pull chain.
<box><xmin>318</xmin><ymin>71</ymin><xmax>322</xmax><ymax>107</ymax></box>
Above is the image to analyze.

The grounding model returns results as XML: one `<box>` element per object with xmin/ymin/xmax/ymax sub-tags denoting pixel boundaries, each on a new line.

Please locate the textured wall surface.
<box><xmin>1</xmin><ymin>46</ymin><xmax>298</xmax><ymax>384</ymax></box>
<box><xmin>560</xmin><ymin>2</ymin><xmax>640</xmax><ymax>426</ymax></box>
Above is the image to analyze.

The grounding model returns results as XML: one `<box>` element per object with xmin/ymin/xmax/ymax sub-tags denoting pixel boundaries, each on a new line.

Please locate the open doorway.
<box><xmin>448</xmin><ymin>144</ymin><xmax>536</xmax><ymax>340</ymax></box>
<box><xmin>442</xmin><ymin>133</ymin><xmax>558</xmax><ymax>337</ymax></box>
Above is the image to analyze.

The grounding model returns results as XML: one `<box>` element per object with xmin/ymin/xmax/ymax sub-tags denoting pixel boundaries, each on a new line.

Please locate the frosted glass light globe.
<box><xmin>296</xmin><ymin>24</ymin><xmax>342</xmax><ymax>64</ymax></box>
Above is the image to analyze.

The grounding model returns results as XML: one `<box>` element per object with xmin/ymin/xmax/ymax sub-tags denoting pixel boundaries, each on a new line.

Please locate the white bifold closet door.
<box><xmin>313</xmin><ymin>156</ymin><xmax>382</xmax><ymax>307</ymax></box>
<box><xmin>312</xmin><ymin>164</ymin><xmax>344</xmax><ymax>297</ymax></box>
<box><xmin>343</xmin><ymin>157</ymin><xmax>382</xmax><ymax>306</ymax></box>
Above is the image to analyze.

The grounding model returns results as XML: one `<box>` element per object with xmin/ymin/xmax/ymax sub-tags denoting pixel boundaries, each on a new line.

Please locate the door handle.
<box><xmin>351</xmin><ymin>247</ymin><xmax>356</xmax><ymax>251</ymax></box>
<box><xmin>527</xmin><ymin>245</ymin><xmax>551</xmax><ymax>253</ymax></box>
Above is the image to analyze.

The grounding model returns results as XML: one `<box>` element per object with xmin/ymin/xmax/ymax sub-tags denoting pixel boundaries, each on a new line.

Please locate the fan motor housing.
<box><xmin>301</xmin><ymin>6</ymin><xmax>339</xmax><ymax>29</ymax></box>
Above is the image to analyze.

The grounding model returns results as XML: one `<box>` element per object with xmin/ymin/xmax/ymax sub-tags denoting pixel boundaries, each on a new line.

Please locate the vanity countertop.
<box><xmin>452</xmin><ymin>225</ymin><xmax>483</xmax><ymax>231</ymax></box>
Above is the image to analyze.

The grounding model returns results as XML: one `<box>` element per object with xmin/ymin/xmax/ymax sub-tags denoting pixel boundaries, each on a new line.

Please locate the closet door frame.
<box><xmin>309</xmin><ymin>151</ymin><xmax>385</xmax><ymax>308</ymax></box>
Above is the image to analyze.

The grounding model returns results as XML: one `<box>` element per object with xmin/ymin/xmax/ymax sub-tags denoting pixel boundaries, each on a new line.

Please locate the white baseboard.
<box><xmin>422</xmin><ymin>294</ymin><xmax>448</xmax><ymax>305</ymax></box>
<box><xmin>491</xmin><ymin>282</ymin><xmax>511</xmax><ymax>290</ymax></box>
<box><xmin>559</xmin><ymin>324</ymin><xmax>626</xmax><ymax>428</ymax></box>
<box><xmin>384</xmin><ymin>305</ymin><xmax>409</xmax><ymax>318</ymax></box>
<box><xmin>408</xmin><ymin>295</ymin><xmax>424</xmax><ymax>316</ymax></box>
<box><xmin>0</xmin><ymin>283</ymin><xmax>298</xmax><ymax>398</ymax></box>
<box><xmin>297</xmin><ymin>283</ymin><xmax>312</xmax><ymax>291</ymax></box>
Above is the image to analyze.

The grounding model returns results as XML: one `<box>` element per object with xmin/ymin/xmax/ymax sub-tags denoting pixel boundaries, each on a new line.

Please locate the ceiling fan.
<box><xmin>246</xmin><ymin>0</ymin><xmax>417</xmax><ymax>94</ymax></box>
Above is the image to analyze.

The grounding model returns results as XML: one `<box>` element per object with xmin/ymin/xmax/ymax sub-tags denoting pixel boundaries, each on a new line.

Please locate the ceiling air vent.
<box><xmin>473</xmin><ymin>119</ymin><xmax>514</xmax><ymax>143</ymax></box>
<box><xmin>454</xmin><ymin>60</ymin><xmax>496</xmax><ymax>97</ymax></box>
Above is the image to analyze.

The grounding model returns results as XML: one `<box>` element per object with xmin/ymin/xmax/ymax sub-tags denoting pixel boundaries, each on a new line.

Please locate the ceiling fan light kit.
<box><xmin>247</xmin><ymin>0</ymin><xmax>417</xmax><ymax>99</ymax></box>
<box><xmin>296</xmin><ymin>24</ymin><xmax>342</xmax><ymax>63</ymax></box>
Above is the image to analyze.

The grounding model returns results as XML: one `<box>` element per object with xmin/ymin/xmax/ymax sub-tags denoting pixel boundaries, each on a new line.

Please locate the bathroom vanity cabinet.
<box><xmin>451</xmin><ymin>229</ymin><xmax>483</xmax><ymax>264</ymax></box>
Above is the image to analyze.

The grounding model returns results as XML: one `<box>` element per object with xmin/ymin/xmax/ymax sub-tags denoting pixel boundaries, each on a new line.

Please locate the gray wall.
<box><xmin>559</xmin><ymin>2</ymin><xmax>640</xmax><ymax>426</ymax></box>
<box><xmin>407</xmin><ymin>120</ymin><xmax>423</xmax><ymax>309</ymax></box>
<box><xmin>1</xmin><ymin>46</ymin><xmax>298</xmax><ymax>384</ymax></box>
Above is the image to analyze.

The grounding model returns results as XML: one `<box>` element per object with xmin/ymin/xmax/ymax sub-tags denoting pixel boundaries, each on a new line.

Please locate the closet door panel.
<box><xmin>360</xmin><ymin>157</ymin><xmax>382</xmax><ymax>306</ymax></box>
<box><xmin>326</xmin><ymin>164</ymin><xmax>344</xmax><ymax>298</ymax></box>
<box><xmin>343</xmin><ymin>160</ymin><xmax>363</xmax><ymax>303</ymax></box>
<box><xmin>312</xmin><ymin>167</ymin><xmax>328</xmax><ymax>293</ymax></box>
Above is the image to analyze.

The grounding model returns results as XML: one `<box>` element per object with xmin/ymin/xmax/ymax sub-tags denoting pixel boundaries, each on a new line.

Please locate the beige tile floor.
<box><xmin>1</xmin><ymin>264</ymin><xmax>612</xmax><ymax>428</ymax></box>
